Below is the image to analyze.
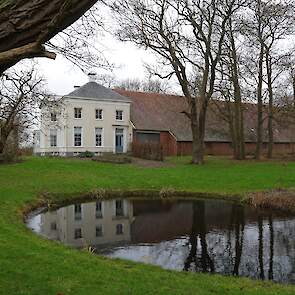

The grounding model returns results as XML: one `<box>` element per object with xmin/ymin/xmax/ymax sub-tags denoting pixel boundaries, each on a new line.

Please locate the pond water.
<box><xmin>27</xmin><ymin>198</ymin><xmax>295</xmax><ymax>284</ymax></box>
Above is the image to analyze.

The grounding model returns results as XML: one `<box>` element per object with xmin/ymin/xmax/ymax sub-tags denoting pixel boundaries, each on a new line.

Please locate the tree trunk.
<box><xmin>192</xmin><ymin>101</ymin><xmax>207</xmax><ymax>165</ymax></box>
<box><xmin>266</xmin><ymin>52</ymin><xmax>274</xmax><ymax>159</ymax></box>
<box><xmin>0</xmin><ymin>127</ymin><xmax>9</xmax><ymax>154</ymax></box>
<box><xmin>227</xmin><ymin>103</ymin><xmax>238</xmax><ymax>158</ymax></box>
<box><xmin>228</xmin><ymin>18</ymin><xmax>245</xmax><ymax>160</ymax></box>
<box><xmin>255</xmin><ymin>44</ymin><xmax>264</xmax><ymax>160</ymax></box>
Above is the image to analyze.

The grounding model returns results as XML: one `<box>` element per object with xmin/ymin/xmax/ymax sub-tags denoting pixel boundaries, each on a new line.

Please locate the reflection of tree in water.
<box><xmin>183</xmin><ymin>201</ymin><xmax>214</xmax><ymax>272</ymax></box>
<box><xmin>183</xmin><ymin>202</ymin><xmax>247</xmax><ymax>275</ymax></box>
<box><xmin>232</xmin><ymin>205</ymin><xmax>245</xmax><ymax>276</ymax></box>
<box><xmin>268</xmin><ymin>215</ymin><xmax>274</xmax><ymax>280</ymax></box>
<box><xmin>258</xmin><ymin>215</ymin><xmax>265</xmax><ymax>280</ymax></box>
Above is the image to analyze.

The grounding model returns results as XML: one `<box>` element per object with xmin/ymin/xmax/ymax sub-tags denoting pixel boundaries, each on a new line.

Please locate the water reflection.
<box><xmin>28</xmin><ymin>198</ymin><xmax>295</xmax><ymax>284</ymax></box>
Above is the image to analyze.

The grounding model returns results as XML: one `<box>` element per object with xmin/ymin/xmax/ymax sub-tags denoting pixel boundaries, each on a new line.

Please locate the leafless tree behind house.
<box><xmin>110</xmin><ymin>0</ymin><xmax>248</xmax><ymax>164</ymax></box>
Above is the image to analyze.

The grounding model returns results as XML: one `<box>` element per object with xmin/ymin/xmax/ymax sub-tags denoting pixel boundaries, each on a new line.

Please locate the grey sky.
<box><xmin>38</xmin><ymin>31</ymin><xmax>155</xmax><ymax>96</ymax></box>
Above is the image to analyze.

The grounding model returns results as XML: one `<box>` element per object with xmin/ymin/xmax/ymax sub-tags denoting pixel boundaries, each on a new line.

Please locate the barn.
<box><xmin>115</xmin><ymin>89</ymin><xmax>295</xmax><ymax>156</ymax></box>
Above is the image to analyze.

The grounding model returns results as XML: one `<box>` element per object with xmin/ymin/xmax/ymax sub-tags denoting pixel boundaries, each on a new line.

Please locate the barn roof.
<box><xmin>115</xmin><ymin>89</ymin><xmax>295</xmax><ymax>143</ymax></box>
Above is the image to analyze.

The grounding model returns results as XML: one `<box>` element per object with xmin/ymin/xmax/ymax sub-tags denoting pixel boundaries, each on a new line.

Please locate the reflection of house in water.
<box><xmin>31</xmin><ymin>198</ymin><xmax>295</xmax><ymax>284</ymax></box>
<box><xmin>40</xmin><ymin>199</ymin><xmax>133</xmax><ymax>248</ymax></box>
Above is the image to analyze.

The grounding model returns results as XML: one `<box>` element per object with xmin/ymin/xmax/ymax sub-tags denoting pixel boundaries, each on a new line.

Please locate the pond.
<box><xmin>27</xmin><ymin>198</ymin><xmax>295</xmax><ymax>284</ymax></box>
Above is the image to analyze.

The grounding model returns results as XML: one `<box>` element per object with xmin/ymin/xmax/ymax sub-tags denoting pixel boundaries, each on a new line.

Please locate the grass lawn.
<box><xmin>1</xmin><ymin>156</ymin><xmax>295</xmax><ymax>294</ymax></box>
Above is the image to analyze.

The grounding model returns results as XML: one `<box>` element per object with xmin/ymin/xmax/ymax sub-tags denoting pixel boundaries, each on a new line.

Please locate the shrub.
<box><xmin>79</xmin><ymin>150</ymin><xmax>95</xmax><ymax>158</ymax></box>
<box><xmin>132</xmin><ymin>141</ymin><xmax>164</xmax><ymax>161</ymax></box>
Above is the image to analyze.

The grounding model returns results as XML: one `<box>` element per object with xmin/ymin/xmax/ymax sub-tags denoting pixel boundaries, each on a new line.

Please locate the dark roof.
<box><xmin>115</xmin><ymin>89</ymin><xmax>295</xmax><ymax>143</ymax></box>
<box><xmin>66</xmin><ymin>82</ymin><xmax>131</xmax><ymax>103</ymax></box>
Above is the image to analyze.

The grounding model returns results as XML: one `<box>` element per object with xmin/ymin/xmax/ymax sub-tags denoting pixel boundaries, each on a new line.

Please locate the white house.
<box><xmin>37</xmin><ymin>199</ymin><xmax>133</xmax><ymax>248</ymax></box>
<box><xmin>34</xmin><ymin>82</ymin><xmax>132</xmax><ymax>156</ymax></box>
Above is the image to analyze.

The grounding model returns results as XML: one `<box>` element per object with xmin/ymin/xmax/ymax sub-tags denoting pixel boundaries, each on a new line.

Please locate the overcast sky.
<box><xmin>37</xmin><ymin>30</ymin><xmax>156</xmax><ymax>96</ymax></box>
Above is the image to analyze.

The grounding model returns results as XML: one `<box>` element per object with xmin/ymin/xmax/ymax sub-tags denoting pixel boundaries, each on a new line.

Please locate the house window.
<box><xmin>51</xmin><ymin>222</ymin><xmax>57</xmax><ymax>230</ymax></box>
<box><xmin>96</xmin><ymin>225</ymin><xmax>103</xmax><ymax>237</ymax></box>
<box><xmin>50</xmin><ymin>130</ymin><xmax>57</xmax><ymax>147</ymax></box>
<box><xmin>50</xmin><ymin>113</ymin><xmax>57</xmax><ymax>121</ymax></box>
<box><xmin>116</xmin><ymin>110</ymin><xmax>123</xmax><ymax>121</ymax></box>
<box><xmin>74</xmin><ymin>228</ymin><xmax>82</xmax><ymax>239</ymax></box>
<box><xmin>115</xmin><ymin>200</ymin><xmax>124</xmax><ymax>217</ymax></box>
<box><xmin>96</xmin><ymin>201</ymin><xmax>103</xmax><ymax>218</ymax></box>
<box><xmin>95</xmin><ymin>109</ymin><xmax>103</xmax><ymax>120</ymax></box>
<box><xmin>74</xmin><ymin>108</ymin><xmax>82</xmax><ymax>119</ymax></box>
<box><xmin>74</xmin><ymin>204</ymin><xmax>82</xmax><ymax>220</ymax></box>
<box><xmin>95</xmin><ymin>128</ymin><xmax>103</xmax><ymax>147</ymax></box>
<box><xmin>74</xmin><ymin>127</ymin><xmax>82</xmax><ymax>147</ymax></box>
<box><xmin>116</xmin><ymin>224</ymin><xmax>123</xmax><ymax>235</ymax></box>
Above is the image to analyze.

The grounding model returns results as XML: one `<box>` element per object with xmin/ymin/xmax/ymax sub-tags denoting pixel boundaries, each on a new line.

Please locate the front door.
<box><xmin>115</xmin><ymin>128</ymin><xmax>124</xmax><ymax>153</ymax></box>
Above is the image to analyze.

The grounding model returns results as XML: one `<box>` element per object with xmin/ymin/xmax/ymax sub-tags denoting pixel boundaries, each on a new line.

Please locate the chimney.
<box><xmin>88</xmin><ymin>72</ymin><xmax>97</xmax><ymax>82</ymax></box>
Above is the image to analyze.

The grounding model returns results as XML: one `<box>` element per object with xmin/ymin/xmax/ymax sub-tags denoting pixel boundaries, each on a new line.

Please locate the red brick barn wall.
<box><xmin>177</xmin><ymin>141</ymin><xmax>295</xmax><ymax>157</ymax></box>
<box><xmin>160</xmin><ymin>132</ymin><xmax>177</xmax><ymax>156</ymax></box>
<box><xmin>244</xmin><ymin>142</ymin><xmax>295</xmax><ymax>155</ymax></box>
<box><xmin>177</xmin><ymin>142</ymin><xmax>192</xmax><ymax>156</ymax></box>
<box><xmin>205</xmin><ymin>142</ymin><xmax>233</xmax><ymax>155</ymax></box>
<box><xmin>177</xmin><ymin>142</ymin><xmax>234</xmax><ymax>156</ymax></box>
<box><xmin>271</xmin><ymin>143</ymin><xmax>295</xmax><ymax>155</ymax></box>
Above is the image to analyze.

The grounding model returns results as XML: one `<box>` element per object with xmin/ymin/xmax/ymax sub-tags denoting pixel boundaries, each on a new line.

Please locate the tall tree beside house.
<box><xmin>0</xmin><ymin>0</ymin><xmax>103</xmax><ymax>73</ymax></box>
<box><xmin>110</xmin><ymin>0</ymin><xmax>246</xmax><ymax>164</ymax></box>
<box><xmin>0</xmin><ymin>64</ymin><xmax>47</xmax><ymax>160</ymax></box>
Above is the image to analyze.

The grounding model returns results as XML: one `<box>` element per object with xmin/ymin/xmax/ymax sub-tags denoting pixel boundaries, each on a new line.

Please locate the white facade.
<box><xmin>34</xmin><ymin>83</ymin><xmax>132</xmax><ymax>156</ymax></box>
<box><xmin>39</xmin><ymin>199</ymin><xmax>133</xmax><ymax>248</ymax></box>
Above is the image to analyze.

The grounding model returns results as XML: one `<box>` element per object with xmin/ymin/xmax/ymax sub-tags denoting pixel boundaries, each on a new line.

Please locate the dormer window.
<box><xmin>95</xmin><ymin>109</ymin><xmax>103</xmax><ymax>120</ymax></box>
<box><xmin>50</xmin><ymin>113</ymin><xmax>57</xmax><ymax>122</ymax></box>
<box><xmin>116</xmin><ymin>110</ymin><xmax>123</xmax><ymax>121</ymax></box>
<box><xmin>74</xmin><ymin>108</ymin><xmax>82</xmax><ymax>119</ymax></box>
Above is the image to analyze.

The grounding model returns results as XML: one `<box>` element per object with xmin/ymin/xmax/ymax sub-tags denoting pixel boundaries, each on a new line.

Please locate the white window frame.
<box><xmin>49</xmin><ymin>129</ymin><xmax>57</xmax><ymax>147</ymax></box>
<box><xmin>116</xmin><ymin>224</ymin><xmax>124</xmax><ymax>235</ymax></box>
<box><xmin>116</xmin><ymin>110</ymin><xmax>123</xmax><ymax>121</ymax></box>
<box><xmin>74</xmin><ymin>107</ymin><xmax>82</xmax><ymax>119</ymax></box>
<box><xmin>50</xmin><ymin>112</ymin><xmax>57</xmax><ymax>122</ymax></box>
<box><xmin>74</xmin><ymin>204</ymin><xmax>82</xmax><ymax>220</ymax></box>
<box><xmin>95</xmin><ymin>127</ymin><xmax>103</xmax><ymax>147</ymax></box>
<box><xmin>95</xmin><ymin>201</ymin><xmax>103</xmax><ymax>219</ymax></box>
<box><xmin>95</xmin><ymin>225</ymin><xmax>103</xmax><ymax>237</ymax></box>
<box><xmin>115</xmin><ymin>199</ymin><xmax>124</xmax><ymax>217</ymax></box>
<box><xmin>95</xmin><ymin>109</ymin><xmax>103</xmax><ymax>120</ymax></box>
<box><xmin>73</xmin><ymin>127</ymin><xmax>83</xmax><ymax>147</ymax></box>
<box><xmin>74</xmin><ymin>228</ymin><xmax>82</xmax><ymax>239</ymax></box>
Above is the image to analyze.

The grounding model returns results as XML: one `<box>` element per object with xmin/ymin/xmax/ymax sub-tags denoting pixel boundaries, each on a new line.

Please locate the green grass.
<box><xmin>1</xmin><ymin>156</ymin><xmax>295</xmax><ymax>294</ymax></box>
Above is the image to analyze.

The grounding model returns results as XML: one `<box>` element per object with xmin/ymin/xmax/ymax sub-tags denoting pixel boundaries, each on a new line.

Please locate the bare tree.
<box><xmin>242</xmin><ymin>0</ymin><xmax>295</xmax><ymax>159</ymax></box>
<box><xmin>0</xmin><ymin>64</ymin><xmax>47</xmax><ymax>155</ymax></box>
<box><xmin>216</xmin><ymin>9</ymin><xmax>246</xmax><ymax>160</ymax></box>
<box><xmin>115</xmin><ymin>77</ymin><xmax>168</xmax><ymax>93</ymax></box>
<box><xmin>261</xmin><ymin>1</ymin><xmax>295</xmax><ymax>158</ymax></box>
<box><xmin>110</xmin><ymin>0</ymin><xmax>245</xmax><ymax>164</ymax></box>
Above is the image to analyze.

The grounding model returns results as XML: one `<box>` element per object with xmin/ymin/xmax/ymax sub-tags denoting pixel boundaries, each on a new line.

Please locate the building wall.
<box><xmin>34</xmin><ymin>98</ymin><xmax>132</xmax><ymax>155</ymax></box>
<box><xmin>40</xmin><ymin>200</ymin><xmax>133</xmax><ymax>248</ymax></box>
<box><xmin>160</xmin><ymin>132</ymin><xmax>177</xmax><ymax>156</ymax></box>
<box><xmin>175</xmin><ymin>141</ymin><xmax>295</xmax><ymax>157</ymax></box>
